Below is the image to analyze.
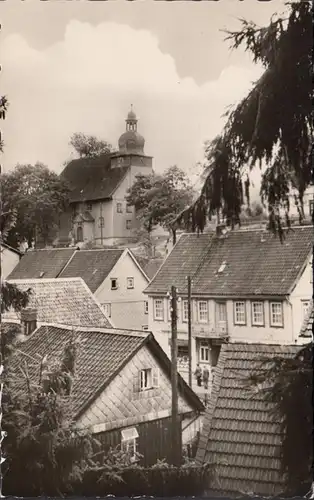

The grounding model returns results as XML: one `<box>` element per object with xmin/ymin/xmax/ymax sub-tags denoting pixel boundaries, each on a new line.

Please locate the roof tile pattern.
<box><xmin>6</xmin><ymin>278</ymin><xmax>112</xmax><ymax>328</ymax></box>
<box><xmin>59</xmin><ymin>249</ymin><xmax>124</xmax><ymax>292</ymax></box>
<box><xmin>196</xmin><ymin>342</ymin><xmax>302</xmax><ymax>496</ymax></box>
<box><xmin>7</xmin><ymin>249</ymin><xmax>76</xmax><ymax>280</ymax></box>
<box><xmin>61</xmin><ymin>154</ymin><xmax>129</xmax><ymax>203</ymax></box>
<box><xmin>145</xmin><ymin>227</ymin><xmax>313</xmax><ymax>296</ymax></box>
<box><xmin>10</xmin><ymin>324</ymin><xmax>146</xmax><ymax>416</ymax></box>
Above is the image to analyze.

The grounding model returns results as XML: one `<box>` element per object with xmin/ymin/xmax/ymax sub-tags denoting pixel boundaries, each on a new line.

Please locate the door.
<box><xmin>77</xmin><ymin>225</ymin><xmax>83</xmax><ymax>242</ymax></box>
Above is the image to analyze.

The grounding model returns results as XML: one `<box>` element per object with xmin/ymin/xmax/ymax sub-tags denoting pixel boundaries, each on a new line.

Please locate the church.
<box><xmin>57</xmin><ymin>107</ymin><xmax>153</xmax><ymax>247</ymax></box>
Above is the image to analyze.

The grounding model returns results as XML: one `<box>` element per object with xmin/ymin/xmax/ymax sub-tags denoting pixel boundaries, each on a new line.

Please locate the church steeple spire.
<box><xmin>126</xmin><ymin>104</ymin><xmax>138</xmax><ymax>132</ymax></box>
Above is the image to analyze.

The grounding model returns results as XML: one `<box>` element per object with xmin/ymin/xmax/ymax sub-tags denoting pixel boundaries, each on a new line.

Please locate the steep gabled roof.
<box><xmin>145</xmin><ymin>226</ymin><xmax>313</xmax><ymax>297</ymax></box>
<box><xmin>7</xmin><ymin>249</ymin><xmax>76</xmax><ymax>280</ymax></box>
<box><xmin>196</xmin><ymin>342</ymin><xmax>302</xmax><ymax>497</ymax></box>
<box><xmin>59</xmin><ymin>249</ymin><xmax>124</xmax><ymax>292</ymax></box>
<box><xmin>5</xmin><ymin>278</ymin><xmax>112</xmax><ymax>328</ymax></box>
<box><xmin>61</xmin><ymin>153</ymin><xmax>129</xmax><ymax>203</ymax></box>
<box><xmin>9</xmin><ymin>324</ymin><xmax>203</xmax><ymax>418</ymax></box>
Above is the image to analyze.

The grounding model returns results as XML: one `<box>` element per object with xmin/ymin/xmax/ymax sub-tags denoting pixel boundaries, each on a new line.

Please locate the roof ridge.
<box><xmin>36</xmin><ymin>323</ymin><xmax>149</xmax><ymax>337</ymax></box>
<box><xmin>8</xmin><ymin>277</ymin><xmax>86</xmax><ymax>284</ymax></box>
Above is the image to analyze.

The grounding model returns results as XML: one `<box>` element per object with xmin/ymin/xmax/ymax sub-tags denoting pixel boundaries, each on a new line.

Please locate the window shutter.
<box><xmin>133</xmin><ymin>371</ymin><xmax>140</xmax><ymax>393</ymax></box>
<box><xmin>152</xmin><ymin>367</ymin><xmax>160</xmax><ymax>388</ymax></box>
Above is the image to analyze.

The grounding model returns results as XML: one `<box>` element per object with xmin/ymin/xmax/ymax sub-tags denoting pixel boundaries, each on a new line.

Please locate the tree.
<box><xmin>176</xmin><ymin>2</ymin><xmax>312</xmax><ymax>239</ymax></box>
<box><xmin>69</xmin><ymin>133</ymin><xmax>112</xmax><ymax>158</ymax></box>
<box><xmin>127</xmin><ymin>166</ymin><xmax>195</xmax><ymax>243</ymax></box>
<box><xmin>1</xmin><ymin>162</ymin><xmax>70</xmax><ymax>247</ymax></box>
<box><xmin>249</xmin><ymin>343</ymin><xmax>313</xmax><ymax>495</ymax></box>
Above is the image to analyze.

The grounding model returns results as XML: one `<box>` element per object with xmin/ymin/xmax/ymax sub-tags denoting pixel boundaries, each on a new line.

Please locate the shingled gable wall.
<box><xmin>76</xmin><ymin>342</ymin><xmax>197</xmax><ymax>433</ymax></box>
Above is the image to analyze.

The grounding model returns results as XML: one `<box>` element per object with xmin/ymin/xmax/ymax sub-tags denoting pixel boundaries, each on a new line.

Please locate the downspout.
<box><xmin>286</xmin><ymin>296</ymin><xmax>295</xmax><ymax>344</ymax></box>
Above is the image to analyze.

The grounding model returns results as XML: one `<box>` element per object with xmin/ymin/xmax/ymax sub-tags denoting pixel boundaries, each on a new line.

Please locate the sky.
<box><xmin>0</xmin><ymin>0</ymin><xmax>287</xmax><ymax>194</ymax></box>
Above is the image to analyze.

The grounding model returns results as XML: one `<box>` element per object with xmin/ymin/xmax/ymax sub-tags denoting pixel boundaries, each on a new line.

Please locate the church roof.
<box><xmin>61</xmin><ymin>153</ymin><xmax>129</xmax><ymax>203</ymax></box>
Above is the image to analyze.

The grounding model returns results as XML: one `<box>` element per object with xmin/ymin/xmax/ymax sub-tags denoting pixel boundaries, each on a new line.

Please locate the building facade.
<box><xmin>1</xmin><ymin>243</ymin><xmax>21</xmax><ymax>279</ymax></box>
<box><xmin>144</xmin><ymin>226</ymin><xmax>313</xmax><ymax>391</ymax></box>
<box><xmin>58</xmin><ymin>107</ymin><xmax>153</xmax><ymax>247</ymax></box>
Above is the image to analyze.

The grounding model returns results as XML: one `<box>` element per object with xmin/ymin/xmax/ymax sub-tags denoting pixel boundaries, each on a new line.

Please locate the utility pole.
<box><xmin>170</xmin><ymin>285</ymin><xmax>180</xmax><ymax>466</ymax></box>
<box><xmin>100</xmin><ymin>202</ymin><xmax>104</xmax><ymax>247</ymax></box>
<box><xmin>187</xmin><ymin>276</ymin><xmax>192</xmax><ymax>388</ymax></box>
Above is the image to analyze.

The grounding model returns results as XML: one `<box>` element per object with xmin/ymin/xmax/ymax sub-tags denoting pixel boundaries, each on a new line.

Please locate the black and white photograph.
<box><xmin>0</xmin><ymin>0</ymin><xmax>312</xmax><ymax>498</ymax></box>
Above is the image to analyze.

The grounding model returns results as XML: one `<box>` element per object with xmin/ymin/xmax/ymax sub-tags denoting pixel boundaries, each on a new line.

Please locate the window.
<box><xmin>126</xmin><ymin>219</ymin><xmax>132</xmax><ymax>230</ymax></box>
<box><xmin>234</xmin><ymin>301</ymin><xmax>246</xmax><ymax>325</ymax></box>
<box><xmin>139</xmin><ymin>368</ymin><xmax>159</xmax><ymax>390</ymax></box>
<box><xmin>270</xmin><ymin>302</ymin><xmax>283</xmax><ymax>327</ymax></box>
<box><xmin>251</xmin><ymin>301</ymin><xmax>264</xmax><ymax>326</ymax></box>
<box><xmin>102</xmin><ymin>303</ymin><xmax>111</xmax><ymax>317</ymax></box>
<box><xmin>111</xmin><ymin>278</ymin><xmax>118</xmax><ymax>290</ymax></box>
<box><xmin>86</xmin><ymin>202</ymin><xmax>93</xmax><ymax>211</ymax></box>
<box><xmin>309</xmin><ymin>199</ymin><xmax>314</xmax><ymax>216</ymax></box>
<box><xmin>98</xmin><ymin>216</ymin><xmax>104</xmax><ymax>228</ymax></box>
<box><xmin>301</xmin><ymin>300</ymin><xmax>310</xmax><ymax>320</ymax></box>
<box><xmin>121</xmin><ymin>427</ymin><xmax>139</xmax><ymax>462</ymax></box>
<box><xmin>153</xmin><ymin>298</ymin><xmax>164</xmax><ymax>320</ymax></box>
<box><xmin>117</xmin><ymin>202</ymin><xmax>123</xmax><ymax>213</ymax></box>
<box><xmin>216</xmin><ymin>302</ymin><xmax>227</xmax><ymax>322</ymax></box>
<box><xmin>199</xmin><ymin>342</ymin><xmax>209</xmax><ymax>362</ymax></box>
<box><xmin>198</xmin><ymin>301</ymin><xmax>208</xmax><ymax>323</ymax></box>
<box><xmin>182</xmin><ymin>300</ymin><xmax>189</xmax><ymax>322</ymax></box>
<box><xmin>144</xmin><ymin>301</ymin><xmax>149</xmax><ymax>315</ymax></box>
<box><xmin>127</xmin><ymin>277</ymin><xmax>134</xmax><ymax>289</ymax></box>
<box><xmin>126</xmin><ymin>204</ymin><xmax>133</xmax><ymax>213</ymax></box>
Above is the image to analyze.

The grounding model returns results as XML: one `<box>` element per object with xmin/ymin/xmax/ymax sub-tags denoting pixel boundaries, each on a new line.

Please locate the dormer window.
<box><xmin>117</xmin><ymin>203</ymin><xmax>123</xmax><ymax>213</ymax></box>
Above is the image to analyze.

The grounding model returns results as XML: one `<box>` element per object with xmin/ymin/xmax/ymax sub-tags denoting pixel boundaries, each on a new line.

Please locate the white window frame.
<box><xmin>301</xmin><ymin>300</ymin><xmax>310</xmax><ymax>320</ymax></box>
<box><xmin>199</xmin><ymin>342</ymin><xmax>210</xmax><ymax>363</ymax></box>
<box><xmin>111</xmin><ymin>278</ymin><xmax>118</xmax><ymax>290</ymax></box>
<box><xmin>117</xmin><ymin>202</ymin><xmax>123</xmax><ymax>213</ymax></box>
<box><xmin>126</xmin><ymin>219</ymin><xmax>132</xmax><ymax>230</ymax></box>
<box><xmin>126</xmin><ymin>204</ymin><xmax>133</xmax><ymax>213</ymax></box>
<box><xmin>234</xmin><ymin>301</ymin><xmax>246</xmax><ymax>325</ymax></box>
<box><xmin>251</xmin><ymin>301</ymin><xmax>264</xmax><ymax>326</ymax></box>
<box><xmin>309</xmin><ymin>199</ymin><xmax>314</xmax><ymax>216</ymax></box>
<box><xmin>139</xmin><ymin>367</ymin><xmax>159</xmax><ymax>391</ymax></box>
<box><xmin>153</xmin><ymin>298</ymin><xmax>164</xmax><ymax>321</ymax></box>
<box><xmin>270</xmin><ymin>302</ymin><xmax>284</xmax><ymax>327</ymax></box>
<box><xmin>127</xmin><ymin>277</ymin><xmax>134</xmax><ymax>289</ymax></box>
<box><xmin>198</xmin><ymin>301</ymin><xmax>208</xmax><ymax>323</ymax></box>
<box><xmin>102</xmin><ymin>303</ymin><xmax>111</xmax><ymax>318</ymax></box>
<box><xmin>182</xmin><ymin>300</ymin><xmax>189</xmax><ymax>322</ymax></box>
<box><xmin>121</xmin><ymin>427</ymin><xmax>139</xmax><ymax>462</ymax></box>
<box><xmin>144</xmin><ymin>301</ymin><xmax>149</xmax><ymax>315</ymax></box>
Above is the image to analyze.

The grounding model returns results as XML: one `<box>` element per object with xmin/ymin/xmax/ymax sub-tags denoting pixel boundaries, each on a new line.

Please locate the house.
<box><xmin>9</xmin><ymin>323</ymin><xmax>204</xmax><ymax>465</ymax></box>
<box><xmin>8</xmin><ymin>248</ymin><xmax>151</xmax><ymax>330</ymax></box>
<box><xmin>288</xmin><ymin>183</ymin><xmax>314</xmax><ymax>220</ymax></box>
<box><xmin>299</xmin><ymin>300</ymin><xmax>313</xmax><ymax>340</ymax></box>
<box><xmin>1</xmin><ymin>243</ymin><xmax>21</xmax><ymax>279</ymax></box>
<box><xmin>144</xmin><ymin>225</ymin><xmax>313</xmax><ymax>389</ymax></box>
<box><xmin>4</xmin><ymin>278</ymin><xmax>112</xmax><ymax>329</ymax></box>
<box><xmin>195</xmin><ymin>342</ymin><xmax>303</xmax><ymax>497</ymax></box>
<box><xmin>57</xmin><ymin>106</ymin><xmax>153</xmax><ymax>247</ymax></box>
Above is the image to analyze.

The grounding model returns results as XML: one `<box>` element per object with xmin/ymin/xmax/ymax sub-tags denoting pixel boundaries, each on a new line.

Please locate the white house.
<box><xmin>8</xmin><ymin>247</ymin><xmax>151</xmax><ymax>330</ymax></box>
<box><xmin>144</xmin><ymin>225</ymin><xmax>313</xmax><ymax>391</ymax></box>
<box><xmin>1</xmin><ymin>243</ymin><xmax>21</xmax><ymax>279</ymax></box>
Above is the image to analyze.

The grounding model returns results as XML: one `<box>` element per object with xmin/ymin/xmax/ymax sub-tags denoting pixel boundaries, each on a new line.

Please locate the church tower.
<box><xmin>110</xmin><ymin>106</ymin><xmax>153</xmax><ymax>171</ymax></box>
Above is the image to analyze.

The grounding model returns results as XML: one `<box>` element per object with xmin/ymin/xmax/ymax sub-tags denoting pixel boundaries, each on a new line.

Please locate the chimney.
<box><xmin>20</xmin><ymin>308</ymin><xmax>37</xmax><ymax>336</ymax></box>
<box><xmin>216</xmin><ymin>224</ymin><xmax>226</xmax><ymax>237</ymax></box>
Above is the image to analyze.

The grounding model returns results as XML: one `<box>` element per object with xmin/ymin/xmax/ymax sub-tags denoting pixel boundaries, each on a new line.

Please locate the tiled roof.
<box><xmin>61</xmin><ymin>154</ymin><xmax>129</xmax><ymax>203</ymax></box>
<box><xmin>59</xmin><ymin>249</ymin><xmax>124</xmax><ymax>292</ymax></box>
<box><xmin>143</xmin><ymin>258</ymin><xmax>165</xmax><ymax>280</ymax></box>
<box><xmin>9</xmin><ymin>324</ymin><xmax>203</xmax><ymax>417</ymax></box>
<box><xmin>5</xmin><ymin>278</ymin><xmax>112</xmax><ymax>328</ymax></box>
<box><xmin>145</xmin><ymin>226</ymin><xmax>313</xmax><ymax>297</ymax></box>
<box><xmin>7</xmin><ymin>249</ymin><xmax>76</xmax><ymax>280</ymax></box>
<box><xmin>299</xmin><ymin>301</ymin><xmax>313</xmax><ymax>338</ymax></box>
<box><xmin>196</xmin><ymin>342</ymin><xmax>302</xmax><ymax>497</ymax></box>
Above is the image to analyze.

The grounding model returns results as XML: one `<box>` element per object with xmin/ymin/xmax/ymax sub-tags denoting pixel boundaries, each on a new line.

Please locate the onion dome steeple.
<box><xmin>118</xmin><ymin>105</ymin><xmax>145</xmax><ymax>154</ymax></box>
